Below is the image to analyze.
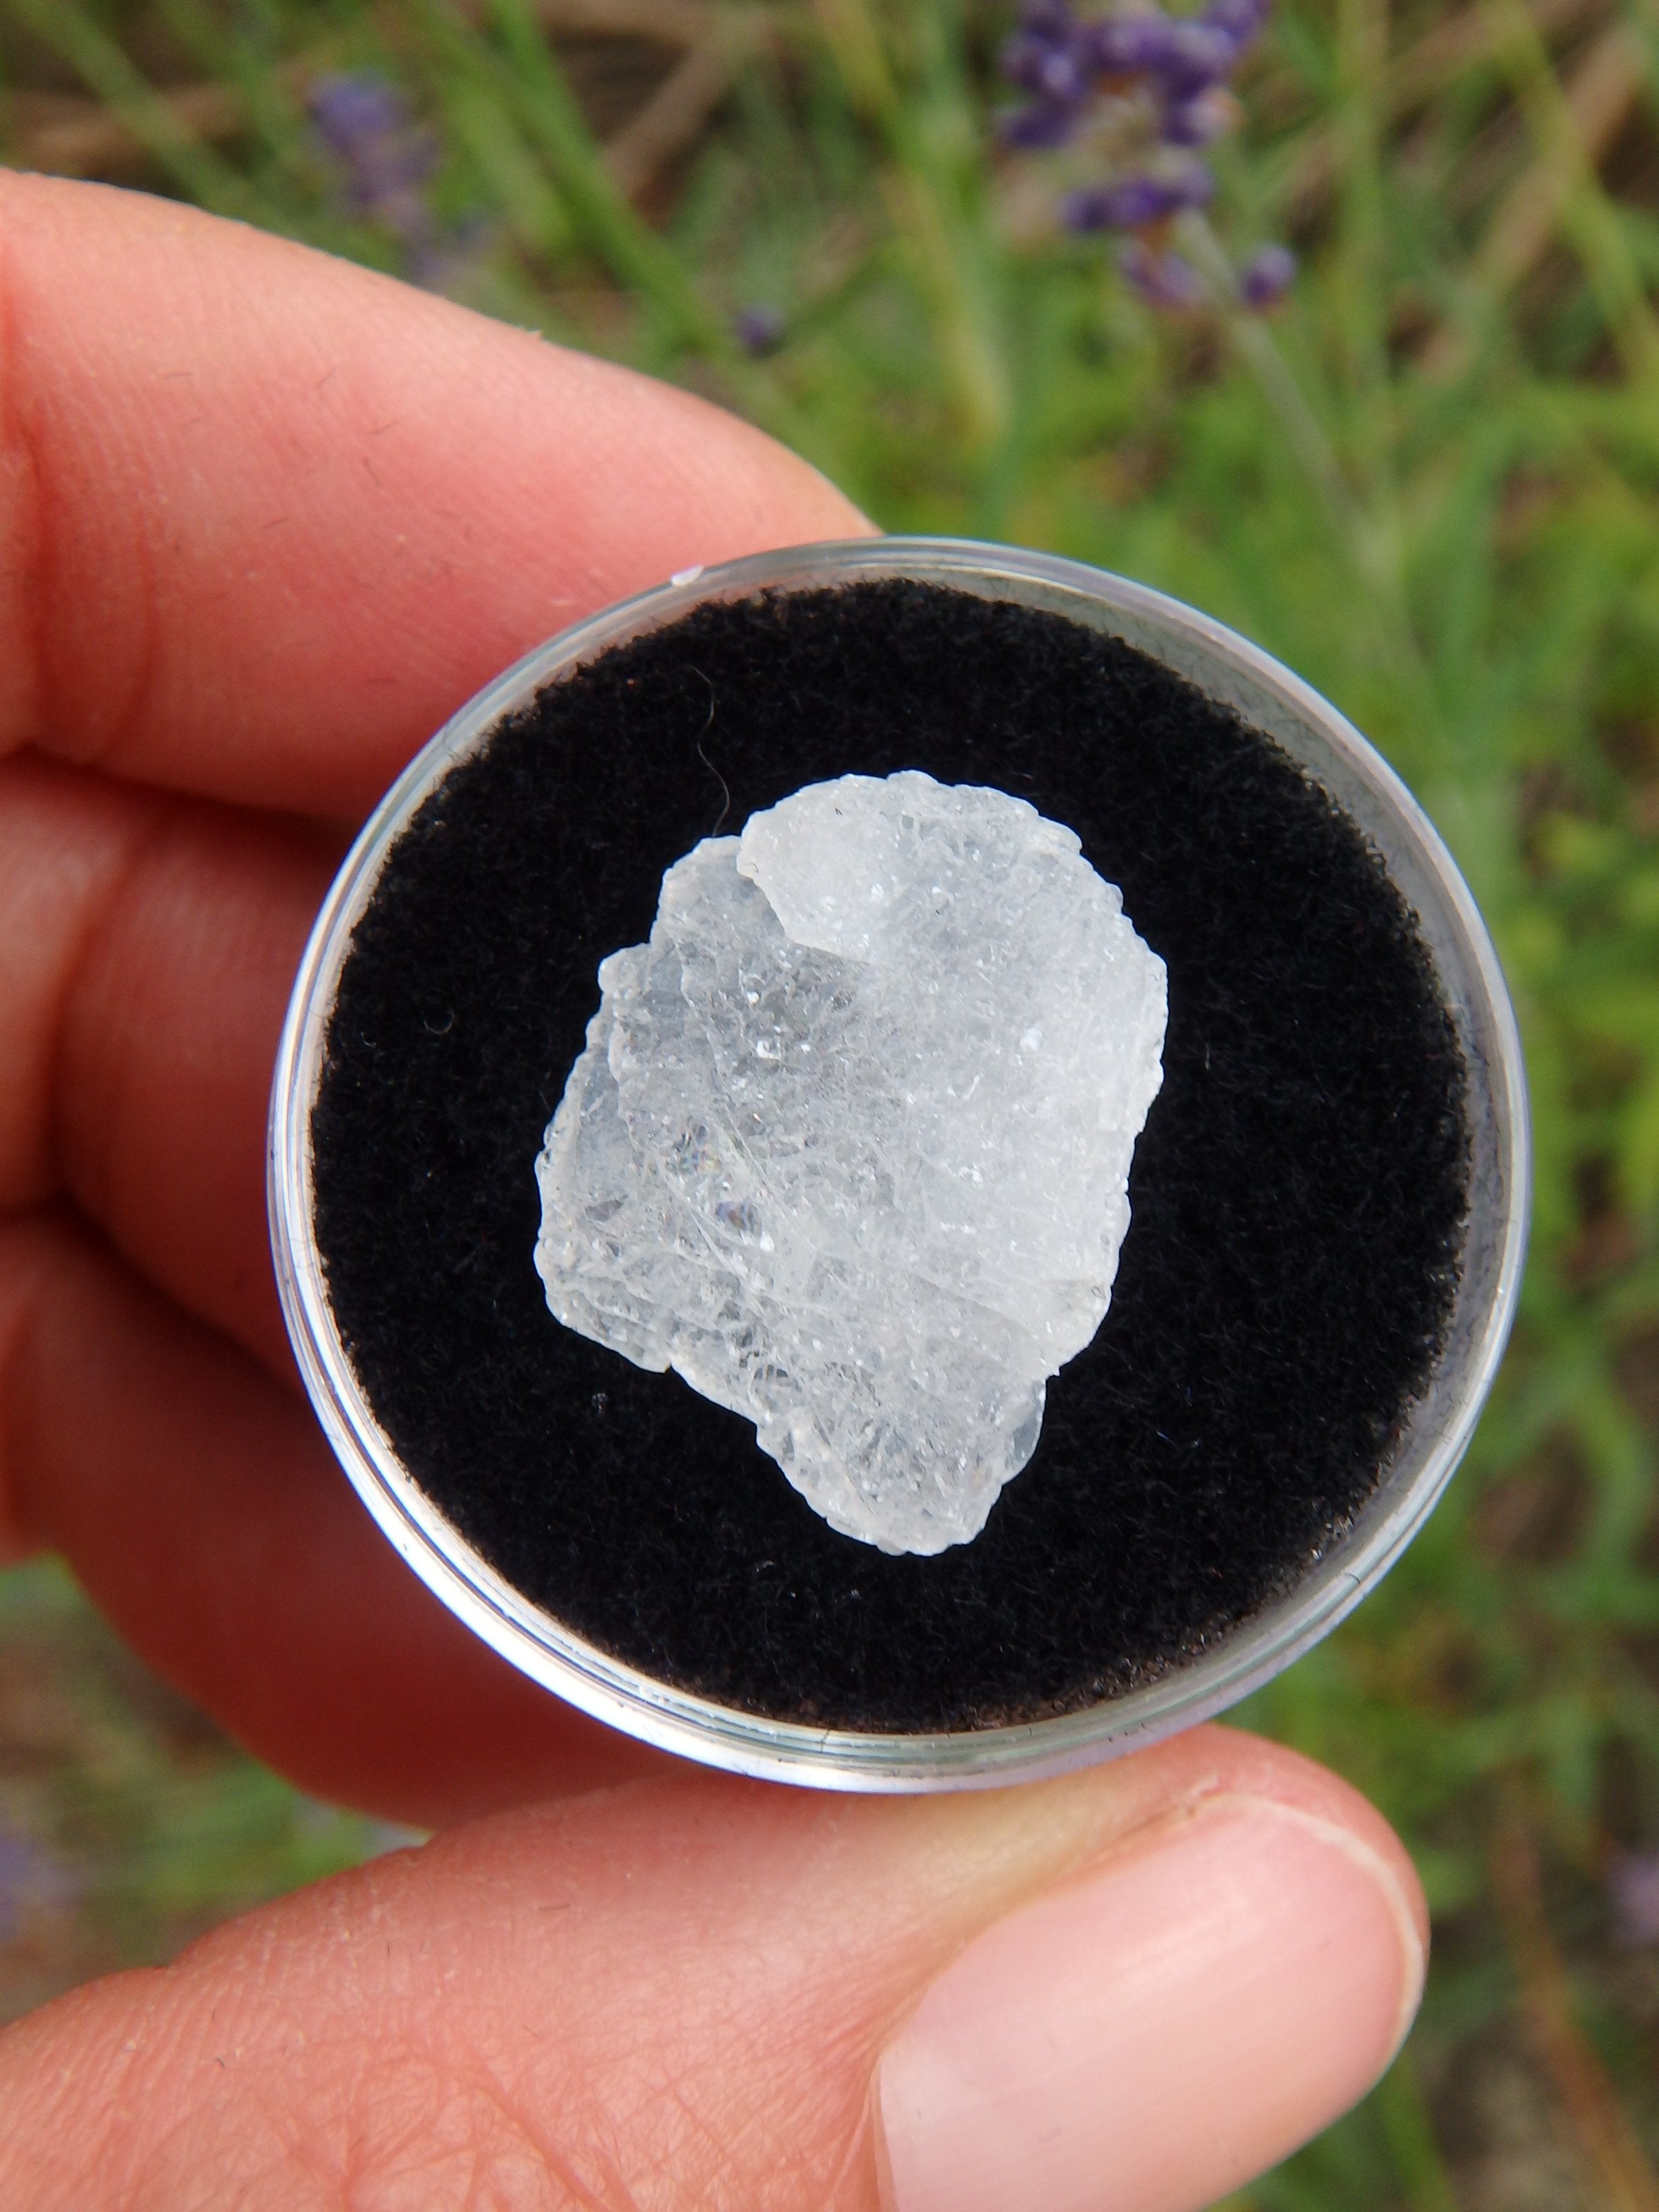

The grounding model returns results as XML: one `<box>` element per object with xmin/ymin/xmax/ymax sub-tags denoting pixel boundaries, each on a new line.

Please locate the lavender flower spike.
<box><xmin>1239</xmin><ymin>243</ymin><xmax>1297</xmax><ymax>308</ymax></box>
<box><xmin>307</xmin><ymin>73</ymin><xmax>439</xmax><ymax>241</ymax></box>
<box><xmin>308</xmin><ymin>74</ymin><xmax>408</xmax><ymax>160</ymax></box>
<box><xmin>1000</xmin><ymin>1</ymin><xmax>1271</xmax><ymax>259</ymax></box>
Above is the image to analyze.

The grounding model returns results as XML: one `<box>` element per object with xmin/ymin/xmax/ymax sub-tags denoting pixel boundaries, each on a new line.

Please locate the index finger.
<box><xmin>0</xmin><ymin>173</ymin><xmax>870</xmax><ymax>816</ymax></box>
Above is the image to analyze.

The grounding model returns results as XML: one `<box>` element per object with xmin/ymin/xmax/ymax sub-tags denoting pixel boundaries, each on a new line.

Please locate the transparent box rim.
<box><xmin>268</xmin><ymin>536</ymin><xmax>1530</xmax><ymax>1793</ymax></box>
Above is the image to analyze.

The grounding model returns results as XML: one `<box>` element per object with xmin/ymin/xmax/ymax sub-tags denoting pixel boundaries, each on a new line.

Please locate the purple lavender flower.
<box><xmin>1001</xmin><ymin>3</ymin><xmax>1100</xmax><ymax>147</ymax></box>
<box><xmin>1000</xmin><ymin>1</ymin><xmax>1269</xmax><ymax>155</ymax></box>
<box><xmin>1086</xmin><ymin>10</ymin><xmax>1181</xmax><ymax>75</ymax></box>
<box><xmin>1163</xmin><ymin>87</ymin><xmax>1235</xmax><ymax>145</ymax></box>
<box><xmin>1118</xmin><ymin>239</ymin><xmax>1207</xmax><ymax>309</ymax></box>
<box><xmin>998</xmin><ymin>98</ymin><xmax>1087</xmax><ymax>149</ymax></box>
<box><xmin>1064</xmin><ymin>174</ymin><xmax>1181</xmax><ymax>232</ymax></box>
<box><xmin>733</xmin><ymin>304</ymin><xmax>787</xmax><ymax>356</ymax></box>
<box><xmin>1154</xmin><ymin>17</ymin><xmax>1243</xmax><ymax>92</ymax></box>
<box><xmin>1002</xmin><ymin>0</ymin><xmax>1273</xmax><ymax>310</ymax></box>
<box><xmin>1203</xmin><ymin>0</ymin><xmax>1270</xmax><ymax>50</ymax></box>
<box><xmin>1239</xmin><ymin>242</ymin><xmax>1296</xmax><ymax>308</ymax></box>
<box><xmin>1002</xmin><ymin>23</ymin><xmax>1095</xmax><ymax>103</ymax></box>
<box><xmin>308</xmin><ymin>74</ymin><xmax>440</xmax><ymax>261</ymax></box>
<box><xmin>309</xmin><ymin>75</ymin><xmax>407</xmax><ymax>162</ymax></box>
<box><xmin>1063</xmin><ymin>160</ymin><xmax>1213</xmax><ymax>231</ymax></box>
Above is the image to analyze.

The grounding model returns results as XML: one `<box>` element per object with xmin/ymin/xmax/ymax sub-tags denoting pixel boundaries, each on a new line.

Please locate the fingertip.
<box><xmin>1110</xmin><ymin>1723</ymin><xmax>1428</xmax><ymax>1956</ymax></box>
<box><xmin>874</xmin><ymin>1743</ymin><xmax>1426</xmax><ymax>2212</ymax></box>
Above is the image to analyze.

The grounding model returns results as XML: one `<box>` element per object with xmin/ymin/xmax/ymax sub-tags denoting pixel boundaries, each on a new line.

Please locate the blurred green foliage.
<box><xmin>4</xmin><ymin>0</ymin><xmax>1659</xmax><ymax>2200</ymax></box>
<box><xmin>0</xmin><ymin>1560</ymin><xmax>406</xmax><ymax>2024</ymax></box>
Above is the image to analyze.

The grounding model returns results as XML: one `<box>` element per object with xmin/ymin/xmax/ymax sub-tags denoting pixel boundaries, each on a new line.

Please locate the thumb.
<box><xmin>0</xmin><ymin>1725</ymin><xmax>1424</xmax><ymax>2212</ymax></box>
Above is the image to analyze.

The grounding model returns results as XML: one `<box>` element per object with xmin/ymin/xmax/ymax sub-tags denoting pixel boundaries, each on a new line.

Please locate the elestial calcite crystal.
<box><xmin>534</xmin><ymin>771</ymin><xmax>1167</xmax><ymax>1555</ymax></box>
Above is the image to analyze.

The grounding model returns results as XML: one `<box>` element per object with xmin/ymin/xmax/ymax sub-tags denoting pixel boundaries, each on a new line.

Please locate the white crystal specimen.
<box><xmin>534</xmin><ymin>771</ymin><xmax>1167</xmax><ymax>1555</ymax></box>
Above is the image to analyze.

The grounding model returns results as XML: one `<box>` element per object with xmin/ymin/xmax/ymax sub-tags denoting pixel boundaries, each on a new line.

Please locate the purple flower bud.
<box><xmin>1064</xmin><ymin>174</ymin><xmax>1180</xmax><ymax>231</ymax></box>
<box><xmin>1168</xmin><ymin>160</ymin><xmax>1217</xmax><ymax>209</ymax></box>
<box><xmin>1155</xmin><ymin>18</ymin><xmax>1242</xmax><ymax>93</ymax></box>
<box><xmin>307</xmin><ymin>72</ymin><xmax>439</xmax><ymax>241</ymax></box>
<box><xmin>998</xmin><ymin>97</ymin><xmax>1084</xmax><ymax>149</ymax></box>
<box><xmin>1162</xmin><ymin>86</ymin><xmax>1235</xmax><ymax>145</ymax></box>
<box><xmin>1086</xmin><ymin>10</ymin><xmax>1180</xmax><ymax>75</ymax></box>
<box><xmin>1203</xmin><ymin>0</ymin><xmax>1271</xmax><ymax>50</ymax></box>
<box><xmin>734</xmin><ymin>304</ymin><xmax>787</xmax><ymax>355</ymax></box>
<box><xmin>1002</xmin><ymin>25</ymin><xmax>1094</xmax><ymax>104</ymax></box>
<box><xmin>1063</xmin><ymin>160</ymin><xmax>1212</xmax><ymax>231</ymax></box>
<box><xmin>1239</xmin><ymin>242</ymin><xmax>1297</xmax><ymax>307</ymax></box>
<box><xmin>1118</xmin><ymin>240</ymin><xmax>1207</xmax><ymax>310</ymax></box>
<box><xmin>308</xmin><ymin>74</ymin><xmax>409</xmax><ymax>160</ymax></box>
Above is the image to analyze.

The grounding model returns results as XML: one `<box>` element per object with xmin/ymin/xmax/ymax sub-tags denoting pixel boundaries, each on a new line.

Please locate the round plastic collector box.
<box><xmin>268</xmin><ymin>536</ymin><xmax>1530</xmax><ymax>1793</ymax></box>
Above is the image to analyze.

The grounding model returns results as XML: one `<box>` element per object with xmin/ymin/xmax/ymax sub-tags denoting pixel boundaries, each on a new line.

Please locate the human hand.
<box><xmin>0</xmin><ymin>173</ymin><xmax>1425</xmax><ymax>2211</ymax></box>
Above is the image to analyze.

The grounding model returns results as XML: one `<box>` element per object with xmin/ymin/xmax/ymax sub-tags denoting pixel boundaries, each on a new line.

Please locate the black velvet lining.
<box><xmin>309</xmin><ymin>580</ymin><xmax>1470</xmax><ymax>1732</ymax></box>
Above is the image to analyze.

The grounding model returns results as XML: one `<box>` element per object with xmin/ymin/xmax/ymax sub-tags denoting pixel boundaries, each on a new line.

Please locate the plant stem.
<box><xmin>813</xmin><ymin>0</ymin><xmax>1010</xmax><ymax>449</ymax></box>
<box><xmin>1374</xmin><ymin>2051</ymin><xmax>1461</xmax><ymax>2212</ymax></box>
<box><xmin>1177</xmin><ymin>212</ymin><xmax>1465</xmax><ymax>827</ymax></box>
<box><xmin>1491</xmin><ymin>1802</ymin><xmax>1659</xmax><ymax>2212</ymax></box>
<box><xmin>1479</xmin><ymin>0</ymin><xmax>1659</xmax><ymax>385</ymax></box>
<box><xmin>1182</xmin><ymin>215</ymin><xmax>1430</xmax><ymax>648</ymax></box>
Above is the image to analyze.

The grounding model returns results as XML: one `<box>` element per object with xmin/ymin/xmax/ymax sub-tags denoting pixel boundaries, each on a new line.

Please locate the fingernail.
<box><xmin>874</xmin><ymin>1792</ymin><xmax>1425</xmax><ymax>2212</ymax></box>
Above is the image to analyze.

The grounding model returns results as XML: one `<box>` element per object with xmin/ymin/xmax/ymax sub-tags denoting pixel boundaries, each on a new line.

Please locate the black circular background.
<box><xmin>310</xmin><ymin>580</ymin><xmax>1470</xmax><ymax>1732</ymax></box>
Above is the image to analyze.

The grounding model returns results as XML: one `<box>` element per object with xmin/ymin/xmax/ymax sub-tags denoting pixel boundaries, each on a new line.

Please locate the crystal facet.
<box><xmin>534</xmin><ymin>771</ymin><xmax>1168</xmax><ymax>1554</ymax></box>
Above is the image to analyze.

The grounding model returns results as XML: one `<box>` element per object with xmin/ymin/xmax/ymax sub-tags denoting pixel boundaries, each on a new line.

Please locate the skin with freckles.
<box><xmin>0</xmin><ymin>171</ymin><xmax>1428</xmax><ymax>2212</ymax></box>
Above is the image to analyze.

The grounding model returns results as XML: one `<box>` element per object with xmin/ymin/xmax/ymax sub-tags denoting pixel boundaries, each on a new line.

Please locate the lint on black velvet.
<box><xmin>308</xmin><ymin>579</ymin><xmax>1472</xmax><ymax>1733</ymax></box>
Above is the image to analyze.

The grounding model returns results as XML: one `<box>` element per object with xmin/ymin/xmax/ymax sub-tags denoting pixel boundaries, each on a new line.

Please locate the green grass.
<box><xmin>5</xmin><ymin>0</ymin><xmax>1659</xmax><ymax>2200</ymax></box>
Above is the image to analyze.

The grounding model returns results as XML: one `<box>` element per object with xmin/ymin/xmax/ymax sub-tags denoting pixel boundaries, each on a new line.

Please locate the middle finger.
<box><xmin>1</xmin><ymin>749</ymin><xmax>341</xmax><ymax>1378</ymax></box>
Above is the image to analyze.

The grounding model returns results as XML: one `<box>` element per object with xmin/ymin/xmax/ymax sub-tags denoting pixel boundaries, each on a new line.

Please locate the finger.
<box><xmin>0</xmin><ymin>1731</ymin><xmax>1425</xmax><ymax>2212</ymax></box>
<box><xmin>0</xmin><ymin>751</ymin><xmax>169</xmax><ymax>1212</ymax></box>
<box><xmin>0</xmin><ymin>172</ymin><xmax>872</xmax><ymax>816</ymax></box>
<box><xmin>0</xmin><ymin>750</ymin><xmax>332</xmax><ymax>1375</ymax></box>
<box><xmin>0</xmin><ymin>1212</ymin><xmax>660</xmax><ymax>1827</ymax></box>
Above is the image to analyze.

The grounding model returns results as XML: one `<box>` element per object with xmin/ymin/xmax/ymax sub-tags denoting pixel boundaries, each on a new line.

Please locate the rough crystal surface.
<box><xmin>534</xmin><ymin>771</ymin><xmax>1168</xmax><ymax>1554</ymax></box>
